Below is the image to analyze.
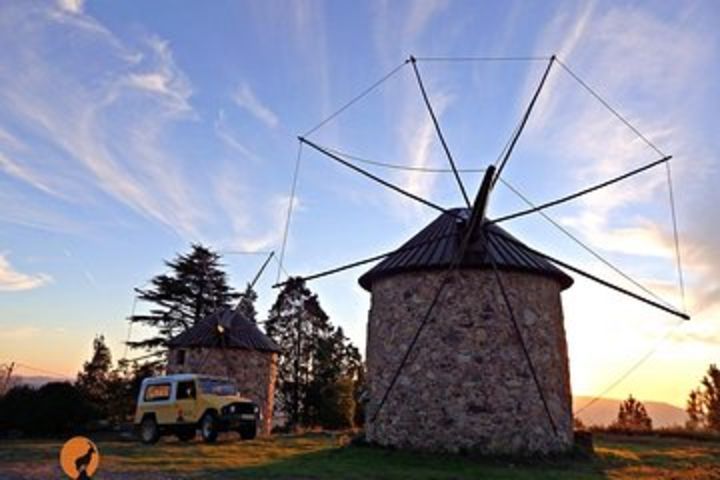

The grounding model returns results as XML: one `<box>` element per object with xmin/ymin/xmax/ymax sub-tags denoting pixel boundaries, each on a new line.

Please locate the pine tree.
<box><xmin>686</xmin><ymin>388</ymin><xmax>706</xmax><ymax>430</ymax></box>
<box><xmin>700</xmin><ymin>364</ymin><xmax>720</xmax><ymax>431</ymax></box>
<box><xmin>127</xmin><ymin>244</ymin><xmax>238</xmax><ymax>353</ymax></box>
<box><xmin>613</xmin><ymin>394</ymin><xmax>652</xmax><ymax>431</ymax></box>
<box><xmin>236</xmin><ymin>284</ymin><xmax>258</xmax><ymax>323</ymax></box>
<box><xmin>76</xmin><ymin>335</ymin><xmax>113</xmax><ymax>415</ymax></box>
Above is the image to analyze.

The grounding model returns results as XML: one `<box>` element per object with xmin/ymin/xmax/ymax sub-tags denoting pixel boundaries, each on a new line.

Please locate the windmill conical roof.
<box><xmin>168</xmin><ymin>307</ymin><xmax>281</xmax><ymax>353</ymax></box>
<box><xmin>358</xmin><ymin>208</ymin><xmax>573</xmax><ymax>291</ymax></box>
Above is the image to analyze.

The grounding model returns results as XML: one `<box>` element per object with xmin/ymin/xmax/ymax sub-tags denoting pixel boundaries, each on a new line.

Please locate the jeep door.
<box><xmin>175</xmin><ymin>380</ymin><xmax>198</xmax><ymax>423</ymax></box>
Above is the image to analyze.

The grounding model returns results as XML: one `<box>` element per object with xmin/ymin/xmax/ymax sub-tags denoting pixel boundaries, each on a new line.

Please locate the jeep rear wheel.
<box><xmin>140</xmin><ymin>417</ymin><xmax>160</xmax><ymax>444</ymax></box>
<box><xmin>200</xmin><ymin>412</ymin><xmax>218</xmax><ymax>443</ymax></box>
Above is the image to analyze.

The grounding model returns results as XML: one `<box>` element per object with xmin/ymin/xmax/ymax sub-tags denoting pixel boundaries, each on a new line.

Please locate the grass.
<box><xmin>1</xmin><ymin>431</ymin><xmax>719</xmax><ymax>479</ymax></box>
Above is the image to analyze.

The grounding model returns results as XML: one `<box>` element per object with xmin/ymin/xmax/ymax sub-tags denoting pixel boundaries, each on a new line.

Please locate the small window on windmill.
<box><xmin>176</xmin><ymin>349</ymin><xmax>186</xmax><ymax>365</ymax></box>
<box><xmin>217</xmin><ymin>310</ymin><xmax>233</xmax><ymax>335</ymax></box>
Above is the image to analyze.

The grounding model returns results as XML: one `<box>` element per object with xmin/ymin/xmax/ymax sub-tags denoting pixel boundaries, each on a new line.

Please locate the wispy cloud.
<box><xmin>393</xmin><ymin>90</ymin><xmax>452</xmax><ymax>218</ymax></box>
<box><xmin>214</xmin><ymin>110</ymin><xmax>262</xmax><ymax>162</ymax></box>
<box><xmin>0</xmin><ymin>326</ymin><xmax>42</xmax><ymax>339</ymax></box>
<box><xmin>0</xmin><ymin>152</ymin><xmax>57</xmax><ymax>196</ymax></box>
<box><xmin>213</xmin><ymin>164</ymin><xmax>298</xmax><ymax>252</ymax></box>
<box><xmin>232</xmin><ymin>83</ymin><xmax>279</xmax><ymax>129</ymax></box>
<box><xmin>0</xmin><ymin>253</ymin><xmax>52</xmax><ymax>292</ymax></box>
<box><xmin>403</xmin><ymin>0</ymin><xmax>450</xmax><ymax>39</ymax></box>
<box><xmin>0</xmin><ymin>2</ymin><xmax>203</xmax><ymax>237</ymax></box>
<box><xmin>57</xmin><ymin>0</ymin><xmax>84</xmax><ymax>14</ymax></box>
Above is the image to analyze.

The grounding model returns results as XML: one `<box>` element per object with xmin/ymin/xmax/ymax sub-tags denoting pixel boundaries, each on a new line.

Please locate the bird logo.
<box><xmin>59</xmin><ymin>437</ymin><xmax>100</xmax><ymax>479</ymax></box>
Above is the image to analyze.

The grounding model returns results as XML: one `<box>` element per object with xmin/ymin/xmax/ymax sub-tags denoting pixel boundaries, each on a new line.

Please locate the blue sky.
<box><xmin>0</xmin><ymin>0</ymin><xmax>718</xmax><ymax>407</ymax></box>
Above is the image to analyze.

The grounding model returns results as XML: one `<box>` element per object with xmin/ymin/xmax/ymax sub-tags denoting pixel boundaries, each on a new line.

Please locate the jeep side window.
<box><xmin>144</xmin><ymin>383</ymin><xmax>171</xmax><ymax>402</ymax></box>
<box><xmin>176</xmin><ymin>381</ymin><xmax>196</xmax><ymax>400</ymax></box>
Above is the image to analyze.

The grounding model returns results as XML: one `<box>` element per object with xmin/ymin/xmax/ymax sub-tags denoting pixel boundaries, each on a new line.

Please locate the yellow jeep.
<box><xmin>134</xmin><ymin>374</ymin><xmax>259</xmax><ymax>444</ymax></box>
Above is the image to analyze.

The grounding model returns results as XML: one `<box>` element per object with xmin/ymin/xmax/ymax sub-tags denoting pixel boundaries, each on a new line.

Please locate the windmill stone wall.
<box><xmin>365</xmin><ymin>269</ymin><xmax>573</xmax><ymax>454</ymax></box>
<box><xmin>167</xmin><ymin>348</ymin><xmax>278</xmax><ymax>435</ymax></box>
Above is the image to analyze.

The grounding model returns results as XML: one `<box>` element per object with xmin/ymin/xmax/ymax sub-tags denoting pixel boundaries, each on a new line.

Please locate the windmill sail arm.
<box><xmin>491</xmin><ymin>155</ymin><xmax>673</xmax><ymax>225</ymax></box>
<box><xmin>487</xmin><ymin>229</ymin><xmax>690</xmax><ymax>321</ymax></box>
<box><xmin>271</xmin><ymin>232</ymin><xmax>461</xmax><ymax>289</ymax></box>
<box><xmin>299</xmin><ymin>137</ymin><xmax>460</xmax><ymax>219</ymax></box>
<box><xmin>493</xmin><ymin>55</ymin><xmax>556</xmax><ymax>186</ymax></box>
<box><xmin>410</xmin><ymin>55</ymin><xmax>471</xmax><ymax>208</ymax></box>
<box><xmin>251</xmin><ymin>252</ymin><xmax>274</xmax><ymax>289</ymax></box>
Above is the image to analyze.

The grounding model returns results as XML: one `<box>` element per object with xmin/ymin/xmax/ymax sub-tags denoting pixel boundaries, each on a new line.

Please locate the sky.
<box><xmin>0</xmin><ymin>0</ymin><xmax>718</xmax><ymax>409</ymax></box>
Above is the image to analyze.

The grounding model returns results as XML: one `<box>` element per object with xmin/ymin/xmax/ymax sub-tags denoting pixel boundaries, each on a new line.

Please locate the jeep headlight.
<box><xmin>254</xmin><ymin>405</ymin><xmax>259</xmax><ymax>414</ymax></box>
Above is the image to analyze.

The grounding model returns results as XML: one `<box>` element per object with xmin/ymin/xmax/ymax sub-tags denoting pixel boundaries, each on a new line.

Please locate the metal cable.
<box><xmin>573</xmin><ymin>317</ymin><xmax>685</xmax><ymax>416</ymax></box>
<box><xmin>416</xmin><ymin>56</ymin><xmax>552</xmax><ymax>62</ymax></box>
<box><xmin>665</xmin><ymin>161</ymin><xmax>687</xmax><ymax>311</ymax></box>
<box><xmin>302</xmin><ymin>60</ymin><xmax>409</xmax><ymax>138</ymax></box>
<box><xmin>325</xmin><ymin>146</ymin><xmax>486</xmax><ymax>173</ymax></box>
<box><xmin>497</xmin><ymin>178</ymin><xmax>675</xmax><ymax>310</ymax></box>
<box><xmin>555</xmin><ymin>58</ymin><xmax>666</xmax><ymax>157</ymax></box>
<box><xmin>277</xmin><ymin>141</ymin><xmax>303</xmax><ymax>283</ymax></box>
<box><xmin>485</xmin><ymin>232</ymin><xmax>559</xmax><ymax>437</ymax></box>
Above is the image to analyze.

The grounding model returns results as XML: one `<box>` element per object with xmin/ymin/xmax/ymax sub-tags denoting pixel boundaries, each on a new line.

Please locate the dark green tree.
<box><xmin>613</xmin><ymin>394</ymin><xmax>652</xmax><ymax>431</ymax></box>
<box><xmin>127</xmin><ymin>244</ymin><xmax>239</xmax><ymax>353</ymax></box>
<box><xmin>266</xmin><ymin>277</ymin><xmax>329</xmax><ymax>428</ymax></box>
<box><xmin>266</xmin><ymin>277</ymin><xmax>363</xmax><ymax>429</ymax></box>
<box><xmin>700</xmin><ymin>364</ymin><xmax>720</xmax><ymax>431</ymax></box>
<box><xmin>76</xmin><ymin>335</ymin><xmax>113</xmax><ymax>414</ymax></box>
<box><xmin>236</xmin><ymin>284</ymin><xmax>258</xmax><ymax>323</ymax></box>
<box><xmin>686</xmin><ymin>388</ymin><xmax>705</xmax><ymax>430</ymax></box>
<box><xmin>307</xmin><ymin>326</ymin><xmax>363</xmax><ymax>429</ymax></box>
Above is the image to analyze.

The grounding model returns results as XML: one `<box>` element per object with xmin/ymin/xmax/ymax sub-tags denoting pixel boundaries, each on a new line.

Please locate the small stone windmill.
<box><xmin>166</xmin><ymin>252</ymin><xmax>281</xmax><ymax>435</ymax></box>
<box><xmin>277</xmin><ymin>55</ymin><xmax>689</xmax><ymax>454</ymax></box>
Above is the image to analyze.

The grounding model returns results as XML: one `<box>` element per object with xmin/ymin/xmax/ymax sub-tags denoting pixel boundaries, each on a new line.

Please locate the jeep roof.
<box><xmin>140</xmin><ymin>374</ymin><xmax>234</xmax><ymax>386</ymax></box>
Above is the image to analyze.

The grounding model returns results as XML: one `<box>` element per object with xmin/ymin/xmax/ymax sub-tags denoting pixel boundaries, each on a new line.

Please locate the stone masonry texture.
<box><xmin>365</xmin><ymin>269</ymin><xmax>573</xmax><ymax>454</ymax></box>
<box><xmin>167</xmin><ymin>348</ymin><xmax>278</xmax><ymax>435</ymax></box>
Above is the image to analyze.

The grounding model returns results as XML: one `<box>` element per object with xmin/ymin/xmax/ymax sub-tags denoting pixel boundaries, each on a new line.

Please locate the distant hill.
<box><xmin>573</xmin><ymin>396</ymin><xmax>687</xmax><ymax>428</ymax></box>
<box><xmin>11</xmin><ymin>375</ymin><xmax>70</xmax><ymax>389</ymax></box>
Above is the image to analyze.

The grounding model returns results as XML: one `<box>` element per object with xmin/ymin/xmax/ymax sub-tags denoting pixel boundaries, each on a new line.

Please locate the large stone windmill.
<box><xmin>277</xmin><ymin>55</ymin><xmax>689</xmax><ymax>454</ymax></box>
<box><xmin>358</xmin><ymin>205</ymin><xmax>574</xmax><ymax>453</ymax></box>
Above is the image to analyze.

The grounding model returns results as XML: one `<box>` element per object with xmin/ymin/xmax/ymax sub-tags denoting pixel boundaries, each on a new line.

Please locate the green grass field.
<box><xmin>1</xmin><ymin>432</ymin><xmax>719</xmax><ymax>479</ymax></box>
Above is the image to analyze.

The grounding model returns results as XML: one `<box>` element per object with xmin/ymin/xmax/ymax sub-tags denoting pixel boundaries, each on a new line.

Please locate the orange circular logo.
<box><xmin>59</xmin><ymin>436</ymin><xmax>100</xmax><ymax>479</ymax></box>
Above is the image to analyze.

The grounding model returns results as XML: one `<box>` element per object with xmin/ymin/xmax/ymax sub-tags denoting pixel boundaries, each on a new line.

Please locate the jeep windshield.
<box><xmin>199</xmin><ymin>378</ymin><xmax>238</xmax><ymax>396</ymax></box>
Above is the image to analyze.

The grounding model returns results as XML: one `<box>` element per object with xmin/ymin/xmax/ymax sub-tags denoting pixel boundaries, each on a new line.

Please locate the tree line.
<box><xmin>0</xmin><ymin>244</ymin><xmax>363</xmax><ymax>435</ymax></box>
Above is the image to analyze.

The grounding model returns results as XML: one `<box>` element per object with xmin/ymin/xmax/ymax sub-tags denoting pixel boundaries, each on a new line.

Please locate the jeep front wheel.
<box><xmin>140</xmin><ymin>416</ymin><xmax>160</xmax><ymax>444</ymax></box>
<box><xmin>200</xmin><ymin>412</ymin><xmax>218</xmax><ymax>443</ymax></box>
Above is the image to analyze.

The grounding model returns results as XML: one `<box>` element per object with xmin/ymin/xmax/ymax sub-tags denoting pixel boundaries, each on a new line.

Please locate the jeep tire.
<box><xmin>239</xmin><ymin>423</ymin><xmax>257</xmax><ymax>440</ymax></box>
<box><xmin>200</xmin><ymin>412</ymin><xmax>218</xmax><ymax>443</ymax></box>
<box><xmin>140</xmin><ymin>416</ymin><xmax>160</xmax><ymax>444</ymax></box>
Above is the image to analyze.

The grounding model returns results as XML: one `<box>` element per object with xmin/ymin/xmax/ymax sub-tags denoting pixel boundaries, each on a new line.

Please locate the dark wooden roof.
<box><xmin>358</xmin><ymin>208</ymin><xmax>573</xmax><ymax>291</ymax></box>
<box><xmin>168</xmin><ymin>308</ymin><xmax>281</xmax><ymax>353</ymax></box>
